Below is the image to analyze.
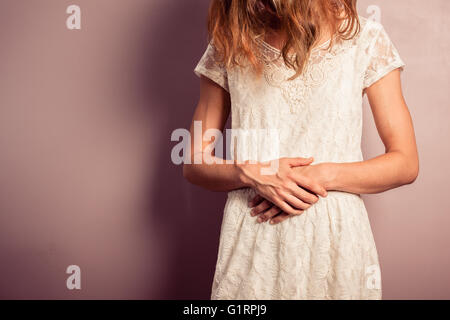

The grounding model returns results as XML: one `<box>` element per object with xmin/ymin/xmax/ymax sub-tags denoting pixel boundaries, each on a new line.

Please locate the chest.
<box><xmin>228</xmin><ymin>44</ymin><xmax>365</xmax><ymax>129</ymax></box>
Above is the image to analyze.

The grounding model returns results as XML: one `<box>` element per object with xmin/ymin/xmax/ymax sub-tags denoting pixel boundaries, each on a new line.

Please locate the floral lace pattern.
<box><xmin>193</xmin><ymin>17</ymin><xmax>405</xmax><ymax>300</ymax></box>
<box><xmin>258</xmin><ymin>36</ymin><xmax>357</xmax><ymax>114</ymax></box>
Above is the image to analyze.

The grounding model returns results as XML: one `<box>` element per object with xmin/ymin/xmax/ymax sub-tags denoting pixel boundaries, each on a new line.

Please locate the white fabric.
<box><xmin>194</xmin><ymin>17</ymin><xmax>405</xmax><ymax>300</ymax></box>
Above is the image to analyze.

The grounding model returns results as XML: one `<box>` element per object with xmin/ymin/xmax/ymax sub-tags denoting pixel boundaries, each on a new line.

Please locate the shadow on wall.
<box><xmin>0</xmin><ymin>0</ymin><xmax>226</xmax><ymax>300</ymax></box>
<box><xmin>138</xmin><ymin>0</ymin><xmax>227</xmax><ymax>299</ymax></box>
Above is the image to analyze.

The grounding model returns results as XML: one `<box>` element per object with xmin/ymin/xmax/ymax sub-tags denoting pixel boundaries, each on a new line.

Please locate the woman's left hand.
<box><xmin>249</xmin><ymin>163</ymin><xmax>332</xmax><ymax>224</ymax></box>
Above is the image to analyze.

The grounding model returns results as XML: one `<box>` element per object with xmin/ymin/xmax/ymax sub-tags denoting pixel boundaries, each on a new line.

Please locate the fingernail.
<box><xmin>270</xmin><ymin>220</ymin><xmax>276</xmax><ymax>224</ymax></box>
<box><xmin>257</xmin><ymin>217</ymin><xmax>264</xmax><ymax>223</ymax></box>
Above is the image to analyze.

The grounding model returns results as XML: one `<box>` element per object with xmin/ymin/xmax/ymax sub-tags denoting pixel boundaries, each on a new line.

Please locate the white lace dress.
<box><xmin>193</xmin><ymin>17</ymin><xmax>405</xmax><ymax>300</ymax></box>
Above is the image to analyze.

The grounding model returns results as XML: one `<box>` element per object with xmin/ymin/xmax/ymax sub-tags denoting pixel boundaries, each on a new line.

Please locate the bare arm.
<box><xmin>320</xmin><ymin>69</ymin><xmax>419</xmax><ymax>194</ymax></box>
<box><xmin>254</xmin><ymin>69</ymin><xmax>419</xmax><ymax>224</ymax></box>
<box><xmin>182</xmin><ymin>76</ymin><xmax>244</xmax><ymax>191</ymax></box>
<box><xmin>183</xmin><ymin>76</ymin><xmax>327</xmax><ymax>215</ymax></box>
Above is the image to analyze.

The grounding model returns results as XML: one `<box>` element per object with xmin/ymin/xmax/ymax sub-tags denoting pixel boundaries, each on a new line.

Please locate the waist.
<box><xmin>226</xmin><ymin>188</ymin><xmax>363</xmax><ymax>206</ymax></box>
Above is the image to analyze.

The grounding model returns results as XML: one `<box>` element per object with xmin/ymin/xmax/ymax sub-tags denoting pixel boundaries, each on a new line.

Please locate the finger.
<box><xmin>296</xmin><ymin>177</ymin><xmax>328</xmax><ymax>198</ymax></box>
<box><xmin>282</xmin><ymin>192</ymin><xmax>311</xmax><ymax>211</ymax></box>
<box><xmin>258</xmin><ymin>205</ymin><xmax>282</xmax><ymax>223</ymax></box>
<box><xmin>291</xmin><ymin>186</ymin><xmax>319</xmax><ymax>204</ymax></box>
<box><xmin>248</xmin><ymin>194</ymin><xmax>264</xmax><ymax>208</ymax></box>
<box><xmin>272</xmin><ymin>198</ymin><xmax>304</xmax><ymax>216</ymax></box>
<box><xmin>270</xmin><ymin>212</ymin><xmax>292</xmax><ymax>225</ymax></box>
<box><xmin>288</xmin><ymin>157</ymin><xmax>314</xmax><ymax>167</ymax></box>
<box><xmin>250</xmin><ymin>199</ymin><xmax>272</xmax><ymax>217</ymax></box>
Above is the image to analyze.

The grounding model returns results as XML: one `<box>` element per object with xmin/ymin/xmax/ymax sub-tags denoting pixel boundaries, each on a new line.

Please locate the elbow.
<box><xmin>183</xmin><ymin>163</ymin><xmax>197</xmax><ymax>185</ymax></box>
<box><xmin>405</xmin><ymin>165</ymin><xmax>419</xmax><ymax>185</ymax></box>
<box><xmin>183</xmin><ymin>164</ymin><xmax>193</xmax><ymax>183</ymax></box>
<box><xmin>183</xmin><ymin>149</ymin><xmax>198</xmax><ymax>184</ymax></box>
<box><xmin>401</xmin><ymin>158</ymin><xmax>419</xmax><ymax>185</ymax></box>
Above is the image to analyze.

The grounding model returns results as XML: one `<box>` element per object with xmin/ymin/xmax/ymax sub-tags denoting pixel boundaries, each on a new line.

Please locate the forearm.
<box><xmin>183</xmin><ymin>156</ymin><xmax>252</xmax><ymax>192</ymax></box>
<box><xmin>324</xmin><ymin>151</ymin><xmax>419</xmax><ymax>194</ymax></box>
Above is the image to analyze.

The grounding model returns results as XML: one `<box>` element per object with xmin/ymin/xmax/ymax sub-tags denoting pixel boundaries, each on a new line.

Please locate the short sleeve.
<box><xmin>194</xmin><ymin>42</ymin><xmax>229</xmax><ymax>92</ymax></box>
<box><xmin>363</xmin><ymin>23</ymin><xmax>405</xmax><ymax>89</ymax></box>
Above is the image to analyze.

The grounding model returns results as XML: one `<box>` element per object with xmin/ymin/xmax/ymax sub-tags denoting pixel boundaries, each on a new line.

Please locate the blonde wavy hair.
<box><xmin>207</xmin><ymin>0</ymin><xmax>360</xmax><ymax>79</ymax></box>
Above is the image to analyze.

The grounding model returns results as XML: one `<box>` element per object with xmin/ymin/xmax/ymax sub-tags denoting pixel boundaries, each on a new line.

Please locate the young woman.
<box><xmin>184</xmin><ymin>0</ymin><xmax>418</xmax><ymax>300</ymax></box>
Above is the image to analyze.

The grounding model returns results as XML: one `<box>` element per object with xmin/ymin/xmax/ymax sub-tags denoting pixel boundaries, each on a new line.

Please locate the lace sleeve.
<box><xmin>363</xmin><ymin>24</ymin><xmax>405</xmax><ymax>89</ymax></box>
<box><xmin>194</xmin><ymin>42</ymin><xmax>229</xmax><ymax>92</ymax></box>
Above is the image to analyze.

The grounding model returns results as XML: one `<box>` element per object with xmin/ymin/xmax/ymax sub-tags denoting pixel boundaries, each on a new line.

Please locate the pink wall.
<box><xmin>0</xmin><ymin>0</ymin><xmax>448</xmax><ymax>299</ymax></box>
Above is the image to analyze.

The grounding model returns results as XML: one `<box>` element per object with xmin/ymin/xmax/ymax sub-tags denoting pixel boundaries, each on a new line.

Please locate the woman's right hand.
<box><xmin>237</xmin><ymin>157</ymin><xmax>328</xmax><ymax>216</ymax></box>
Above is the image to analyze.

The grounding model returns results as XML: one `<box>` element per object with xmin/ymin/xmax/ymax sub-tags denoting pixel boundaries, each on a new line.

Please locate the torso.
<box><xmin>210</xmin><ymin>17</ymin><xmax>384</xmax><ymax>300</ymax></box>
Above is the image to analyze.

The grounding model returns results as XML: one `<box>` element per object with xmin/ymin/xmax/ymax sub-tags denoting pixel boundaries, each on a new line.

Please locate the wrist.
<box><xmin>235</xmin><ymin>161</ymin><xmax>257</xmax><ymax>188</ymax></box>
<box><xmin>320</xmin><ymin>162</ymin><xmax>339</xmax><ymax>191</ymax></box>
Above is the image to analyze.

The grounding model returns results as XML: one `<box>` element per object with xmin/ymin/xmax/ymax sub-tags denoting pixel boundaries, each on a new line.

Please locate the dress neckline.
<box><xmin>258</xmin><ymin>36</ymin><xmax>334</xmax><ymax>56</ymax></box>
